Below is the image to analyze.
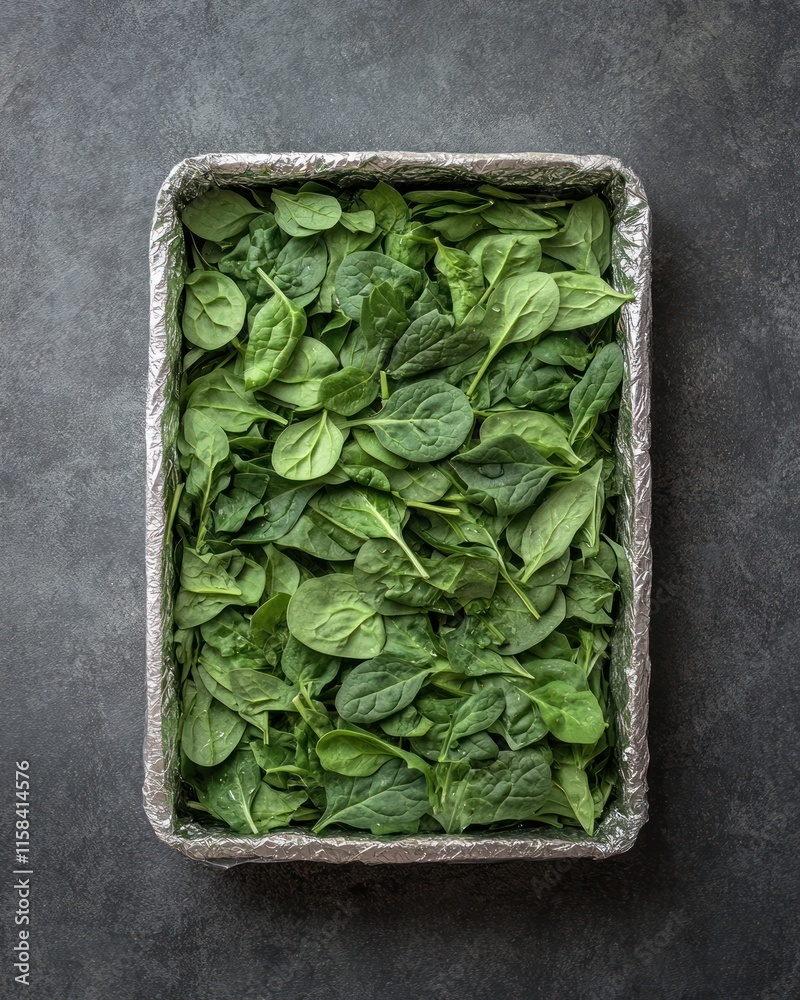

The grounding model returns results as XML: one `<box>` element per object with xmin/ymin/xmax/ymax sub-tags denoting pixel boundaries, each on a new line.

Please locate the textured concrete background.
<box><xmin>3</xmin><ymin>1</ymin><xmax>799</xmax><ymax>997</ymax></box>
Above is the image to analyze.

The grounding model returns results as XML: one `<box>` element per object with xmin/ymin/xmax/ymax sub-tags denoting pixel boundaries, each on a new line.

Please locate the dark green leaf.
<box><xmin>388</xmin><ymin>311</ymin><xmax>486</xmax><ymax>378</ymax></box>
<box><xmin>319</xmin><ymin>366</ymin><xmax>379</xmax><ymax>416</ymax></box>
<box><xmin>335</xmin><ymin>658</ymin><xmax>439</xmax><ymax>723</ymax></box>
<box><xmin>287</xmin><ymin>574</ymin><xmax>386</xmax><ymax>658</ymax></box>
<box><xmin>359</xmin><ymin>379</ymin><xmax>473</xmax><ymax>462</ymax></box>
<box><xmin>271</xmin><ymin>411</ymin><xmax>344</xmax><ymax>480</ymax></box>
<box><xmin>181</xmin><ymin>671</ymin><xmax>247</xmax><ymax>767</ymax></box>
<box><xmin>189</xmin><ymin>750</ymin><xmax>262</xmax><ymax>834</ymax></box>
<box><xmin>520</xmin><ymin>461</ymin><xmax>603</xmax><ymax>581</ymax></box>
<box><xmin>182</xmin><ymin>270</ymin><xmax>246</xmax><ymax>350</ymax></box>
<box><xmin>334</xmin><ymin>251</ymin><xmax>422</xmax><ymax>320</ymax></box>
<box><xmin>451</xmin><ymin>434</ymin><xmax>560</xmax><ymax>515</ymax></box>
<box><xmin>313</xmin><ymin>759</ymin><xmax>429</xmax><ymax>834</ymax></box>
<box><xmin>244</xmin><ymin>272</ymin><xmax>307</xmax><ymax>389</ymax></box>
<box><xmin>568</xmin><ymin>342</ymin><xmax>624</xmax><ymax>443</ymax></box>
<box><xmin>530</xmin><ymin>682</ymin><xmax>606</xmax><ymax>743</ymax></box>
<box><xmin>271</xmin><ymin>189</ymin><xmax>342</xmax><ymax>237</ymax></box>
<box><xmin>480</xmin><ymin>201</ymin><xmax>558</xmax><ymax>231</ymax></box>
<box><xmin>540</xmin><ymin>195</ymin><xmax>611</xmax><ymax>275</ymax></box>
<box><xmin>550</xmin><ymin>272</ymin><xmax>634</xmax><ymax>331</ymax></box>
<box><xmin>316</xmin><ymin>730</ymin><xmax>431</xmax><ymax>778</ymax></box>
<box><xmin>182</xmin><ymin>188</ymin><xmax>261</xmax><ymax>241</ymax></box>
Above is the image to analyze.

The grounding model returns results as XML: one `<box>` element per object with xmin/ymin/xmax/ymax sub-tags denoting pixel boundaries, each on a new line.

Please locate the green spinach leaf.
<box><xmin>568</xmin><ymin>342</ymin><xmax>624</xmax><ymax>443</ymax></box>
<box><xmin>271</xmin><ymin>410</ymin><xmax>344</xmax><ymax>480</ymax></box>
<box><xmin>182</xmin><ymin>188</ymin><xmax>262</xmax><ymax>241</ymax></box>
<box><xmin>550</xmin><ymin>272</ymin><xmax>634</xmax><ymax>331</ymax></box>
<box><xmin>244</xmin><ymin>269</ymin><xmax>307</xmax><ymax>389</ymax></box>
<box><xmin>271</xmin><ymin>189</ymin><xmax>342</xmax><ymax>237</ymax></box>
<box><xmin>182</xmin><ymin>270</ymin><xmax>246</xmax><ymax>350</ymax></box>
<box><xmin>357</xmin><ymin>380</ymin><xmax>473</xmax><ymax>461</ymax></box>
<box><xmin>540</xmin><ymin>195</ymin><xmax>611</xmax><ymax>275</ymax></box>
<box><xmin>287</xmin><ymin>574</ymin><xmax>386</xmax><ymax>658</ymax></box>
<box><xmin>314</xmin><ymin>759</ymin><xmax>429</xmax><ymax>835</ymax></box>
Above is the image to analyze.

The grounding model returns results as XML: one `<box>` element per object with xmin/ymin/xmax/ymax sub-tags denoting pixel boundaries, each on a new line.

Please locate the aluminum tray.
<box><xmin>145</xmin><ymin>151</ymin><xmax>652</xmax><ymax>865</ymax></box>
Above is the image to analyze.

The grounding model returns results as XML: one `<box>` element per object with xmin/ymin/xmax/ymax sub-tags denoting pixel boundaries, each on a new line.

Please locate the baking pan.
<box><xmin>144</xmin><ymin>151</ymin><xmax>652</xmax><ymax>864</ymax></box>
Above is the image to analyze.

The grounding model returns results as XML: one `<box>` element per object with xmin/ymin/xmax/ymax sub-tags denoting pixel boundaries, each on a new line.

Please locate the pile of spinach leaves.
<box><xmin>172</xmin><ymin>180</ymin><xmax>633</xmax><ymax>839</ymax></box>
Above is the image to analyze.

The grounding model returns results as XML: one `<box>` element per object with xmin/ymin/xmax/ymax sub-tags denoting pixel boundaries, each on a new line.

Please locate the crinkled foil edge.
<box><xmin>145</xmin><ymin>152</ymin><xmax>652</xmax><ymax>865</ymax></box>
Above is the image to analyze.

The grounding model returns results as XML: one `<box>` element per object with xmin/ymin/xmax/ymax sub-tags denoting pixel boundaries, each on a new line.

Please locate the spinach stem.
<box><xmin>242</xmin><ymin>799</ymin><xmax>259</xmax><ymax>836</ymax></box>
<box><xmin>592</xmin><ymin>431</ymin><xmax>612</xmax><ymax>453</ymax></box>
<box><xmin>380</xmin><ymin>370</ymin><xmax>390</xmax><ymax>401</ymax></box>
<box><xmin>164</xmin><ymin>482</ymin><xmax>184</xmax><ymax>542</ymax></box>
<box><xmin>190</xmin><ymin>234</ymin><xmax>211</xmax><ymax>270</ymax></box>
<box><xmin>255</xmin><ymin>266</ymin><xmax>283</xmax><ymax>296</ymax></box>
<box><xmin>195</xmin><ymin>468</ymin><xmax>214</xmax><ymax>551</ymax></box>
<box><xmin>186</xmin><ymin>800</ymin><xmax>212</xmax><ymax>814</ymax></box>
<box><xmin>498</xmin><ymin>565</ymin><xmax>541</xmax><ymax>619</ymax></box>
<box><xmin>466</xmin><ymin>348</ymin><xmax>496</xmax><ymax>399</ymax></box>
<box><xmin>482</xmin><ymin>618</ymin><xmax>507</xmax><ymax>642</ymax></box>
<box><xmin>404</xmin><ymin>499</ymin><xmax>461</xmax><ymax>516</ymax></box>
<box><xmin>394</xmin><ymin>533</ymin><xmax>431</xmax><ymax>580</ymax></box>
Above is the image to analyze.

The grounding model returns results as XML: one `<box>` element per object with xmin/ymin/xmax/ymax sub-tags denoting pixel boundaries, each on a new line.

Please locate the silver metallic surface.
<box><xmin>145</xmin><ymin>152</ymin><xmax>652</xmax><ymax>865</ymax></box>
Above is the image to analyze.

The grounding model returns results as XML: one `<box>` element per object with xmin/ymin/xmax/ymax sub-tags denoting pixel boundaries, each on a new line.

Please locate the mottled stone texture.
<box><xmin>2</xmin><ymin>1</ymin><xmax>798</xmax><ymax>997</ymax></box>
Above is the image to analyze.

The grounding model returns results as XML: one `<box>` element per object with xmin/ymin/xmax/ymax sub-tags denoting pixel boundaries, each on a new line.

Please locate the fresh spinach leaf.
<box><xmin>357</xmin><ymin>379</ymin><xmax>473</xmax><ymax>462</ymax></box>
<box><xmin>480</xmin><ymin>201</ymin><xmax>558</xmax><ymax>232</ymax></box>
<box><xmin>186</xmin><ymin>368</ymin><xmax>286</xmax><ymax>431</ymax></box>
<box><xmin>450</xmin><ymin>434</ymin><xmax>560</xmax><ymax>515</ymax></box>
<box><xmin>432</xmin><ymin>748</ymin><xmax>552</xmax><ymax>833</ymax></box>
<box><xmin>506</xmin><ymin>359</ymin><xmax>575</xmax><ymax>411</ymax></box>
<box><xmin>287</xmin><ymin>574</ymin><xmax>386</xmax><ymax>658</ymax></box>
<box><xmin>182</xmin><ymin>270</ymin><xmax>247</xmax><ymax>350</ymax></box>
<box><xmin>530</xmin><ymin>682</ymin><xmax>606</xmax><ymax>743</ymax></box>
<box><xmin>568</xmin><ymin>342</ymin><xmax>624</xmax><ymax>443</ymax></box>
<box><xmin>540</xmin><ymin>195</ymin><xmax>611</xmax><ymax>275</ymax></box>
<box><xmin>182</xmin><ymin>187</ymin><xmax>262</xmax><ymax>241</ymax></box>
<box><xmin>550</xmin><ymin>271</ymin><xmax>634</xmax><ymax>331</ymax></box>
<box><xmin>480</xmin><ymin>410</ymin><xmax>582</xmax><ymax>466</ymax></box>
<box><xmin>520</xmin><ymin>461</ymin><xmax>603</xmax><ymax>581</ymax></box>
<box><xmin>181</xmin><ymin>671</ymin><xmax>247</xmax><ymax>767</ymax></box>
<box><xmin>530</xmin><ymin>331</ymin><xmax>594</xmax><ymax>370</ymax></box>
<box><xmin>313</xmin><ymin>759</ymin><xmax>429</xmax><ymax>835</ymax></box>
<box><xmin>433</xmin><ymin>240</ymin><xmax>484</xmax><ymax>324</ymax></box>
<box><xmin>271</xmin><ymin>189</ymin><xmax>342</xmax><ymax>237</ymax></box>
<box><xmin>244</xmin><ymin>269</ymin><xmax>307</xmax><ymax>389</ymax></box>
<box><xmin>271</xmin><ymin>410</ymin><xmax>344</xmax><ymax>480</ymax></box>
<box><xmin>188</xmin><ymin>749</ymin><xmax>262</xmax><ymax>834</ymax></box>
<box><xmin>316</xmin><ymin>730</ymin><xmax>431</xmax><ymax>779</ymax></box>
<box><xmin>466</xmin><ymin>273</ymin><xmax>560</xmax><ymax>397</ymax></box>
<box><xmin>437</xmin><ymin>688</ymin><xmax>506</xmax><ymax>762</ymax></box>
<box><xmin>388</xmin><ymin>310</ymin><xmax>485</xmax><ymax>378</ymax></box>
<box><xmin>336</xmin><ymin>657</ymin><xmax>441</xmax><ymax>723</ymax></box>
<box><xmin>480</xmin><ymin>584</ymin><xmax>567</xmax><ymax>655</ymax></box>
<box><xmin>319</xmin><ymin>366</ymin><xmax>379</xmax><ymax>416</ymax></box>
<box><xmin>334</xmin><ymin>251</ymin><xmax>422</xmax><ymax>320</ymax></box>
<box><xmin>251</xmin><ymin>782</ymin><xmax>309</xmax><ymax>833</ymax></box>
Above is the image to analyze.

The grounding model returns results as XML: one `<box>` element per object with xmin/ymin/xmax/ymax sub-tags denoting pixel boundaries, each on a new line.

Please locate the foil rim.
<box><xmin>145</xmin><ymin>151</ymin><xmax>652</xmax><ymax>865</ymax></box>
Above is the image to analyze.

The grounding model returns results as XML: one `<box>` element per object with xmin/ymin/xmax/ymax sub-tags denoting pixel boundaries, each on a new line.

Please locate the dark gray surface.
<box><xmin>3</xmin><ymin>1</ymin><xmax>798</xmax><ymax>998</ymax></box>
